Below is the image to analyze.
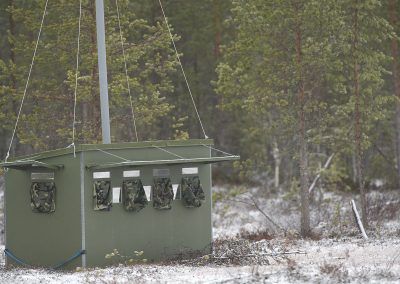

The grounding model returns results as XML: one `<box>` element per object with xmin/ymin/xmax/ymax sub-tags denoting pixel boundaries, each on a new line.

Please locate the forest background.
<box><xmin>0</xmin><ymin>0</ymin><xmax>400</xmax><ymax>236</ymax></box>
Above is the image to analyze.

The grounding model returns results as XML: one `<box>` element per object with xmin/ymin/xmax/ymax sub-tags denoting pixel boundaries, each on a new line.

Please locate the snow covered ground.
<box><xmin>1</xmin><ymin>238</ymin><xmax>399</xmax><ymax>283</ymax></box>
<box><xmin>0</xmin><ymin>185</ymin><xmax>400</xmax><ymax>283</ymax></box>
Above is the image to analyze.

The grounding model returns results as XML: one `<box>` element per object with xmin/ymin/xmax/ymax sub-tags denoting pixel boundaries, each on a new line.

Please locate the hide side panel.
<box><xmin>5</xmin><ymin>154</ymin><xmax>82</xmax><ymax>269</ymax></box>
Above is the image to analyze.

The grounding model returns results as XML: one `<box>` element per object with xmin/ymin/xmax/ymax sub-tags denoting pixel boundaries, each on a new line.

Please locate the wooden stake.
<box><xmin>351</xmin><ymin>199</ymin><xmax>368</xmax><ymax>240</ymax></box>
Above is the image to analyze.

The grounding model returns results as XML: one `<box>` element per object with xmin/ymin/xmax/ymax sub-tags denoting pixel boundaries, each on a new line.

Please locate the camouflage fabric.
<box><xmin>122</xmin><ymin>179</ymin><xmax>148</xmax><ymax>212</ymax></box>
<box><xmin>152</xmin><ymin>177</ymin><xmax>173</xmax><ymax>210</ymax></box>
<box><xmin>93</xmin><ymin>180</ymin><xmax>111</xmax><ymax>211</ymax></box>
<box><xmin>30</xmin><ymin>182</ymin><xmax>56</xmax><ymax>213</ymax></box>
<box><xmin>180</xmin><ymin>176</ymin><xmax>205</xmax><ymax>208</ymax></box>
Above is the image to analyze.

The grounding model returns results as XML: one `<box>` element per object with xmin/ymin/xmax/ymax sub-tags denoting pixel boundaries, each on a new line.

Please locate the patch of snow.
<box><xmin>371</xmin><ymin>179</ymin><xmax>385</xmax><ymax>187</ymax></box>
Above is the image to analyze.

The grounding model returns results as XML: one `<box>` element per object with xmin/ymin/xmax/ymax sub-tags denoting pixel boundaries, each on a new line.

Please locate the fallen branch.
<box><xmin>228</xmin><ymin>195</ymin><xmax>285</xmax><ymax>233</ymax></box>
<box><xmin>351</xmin><ymin>199</ymin><xmax>368</xmax><ymax>240</ymax></box>
<box><xmin>248</xmin><ymin>194</ymin><xmax>285</xmax><ymax>232</ymax></box>
<box><xmin>211</xmin><ymin>250</ymin><xmax>306</xmax><ymax>259</ymax></box>
<box><xmin>309</xmin><ymin>153</ymin><xmax>335</xmax><ymax>194</ymax></box>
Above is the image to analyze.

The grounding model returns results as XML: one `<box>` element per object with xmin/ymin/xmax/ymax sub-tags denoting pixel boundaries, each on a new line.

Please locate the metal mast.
<box><xmin>95</xmin><ymin>0</ymin><xmax>111</xmax><ymax>144</ymax></box>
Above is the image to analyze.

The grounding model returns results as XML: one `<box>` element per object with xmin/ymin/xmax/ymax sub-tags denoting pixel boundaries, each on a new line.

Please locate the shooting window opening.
<box><xmin>93</xmin><ymin>171</ymin><xmax>110</xmax><ymax>179</ymax></box>
<box><xmin>182</xmin><ymin>167</ymin><xmax>198</xmax><ymax>175</ymax></box>
<box><xmin>153</xmin><ymin>168</ymin><xmax>170</xmax><ymax>177</ymax></box>
<box><xmin>123</xmin><ymin>170</ymin><xmax>140</xmax><ymax>178</ymax></box>
<box><xmin>31</xmin><ymin>172</ymin><xmax>54</xmax><ymax>180</ymax></box>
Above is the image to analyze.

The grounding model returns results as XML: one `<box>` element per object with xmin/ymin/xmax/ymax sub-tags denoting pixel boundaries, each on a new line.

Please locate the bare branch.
<box><xmin>309</xmin><ymin>153</ymin><xmax>335</xmax><ymax>194</ymax></box>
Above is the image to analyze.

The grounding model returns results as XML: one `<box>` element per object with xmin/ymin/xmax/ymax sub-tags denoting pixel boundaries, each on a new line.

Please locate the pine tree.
<box><xmin>338</xmin><ymin>0</ymin><xmax>392</xmax><ymax>227</ymax></box>
<box><xmin>216</xmin><ymin>0</ymin><xmax>350</xmax><ymax>236</ymax></box>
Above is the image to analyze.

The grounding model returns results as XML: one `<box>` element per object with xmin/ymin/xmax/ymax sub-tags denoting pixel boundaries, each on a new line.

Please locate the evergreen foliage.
<box><xmin>0</xmin><ymin>0</ymin><xmax>400</xmax><ymax>233</ymax></box>
<box><xmin>0</xmin><ymin>0</ymin><xmax>181</xmax><ymax>153</ymax></box>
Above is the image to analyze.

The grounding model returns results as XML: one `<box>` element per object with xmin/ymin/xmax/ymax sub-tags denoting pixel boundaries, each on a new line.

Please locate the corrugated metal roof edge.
<box><xmin>1</xmin><ymin>139</ymin><xmax>214</xmax><ymax>163</ymax></box>
<box><xmin>86</xmin><ymin>156</ymin><xmax>240</xmax><ymax>170</ymax></box>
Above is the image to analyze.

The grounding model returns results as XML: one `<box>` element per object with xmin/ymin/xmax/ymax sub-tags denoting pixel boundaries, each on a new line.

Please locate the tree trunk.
<box><xmin>272</xmin><ymin>140</ymin><xmax>280</xmax><ymax>189</ymax></box>
<box><xmin>299</xmin><ymin>99</ymin><xmax>310</xmax><ymax>237</ymax></box>
<box><xmin>294</xmin><ymin>6</ymin><xmax>310</xmax><ymax>237</ymax></box>
<box><xmin>353</xmin><ymin>0</ymin><xmax>367</xmax><ymax>228</ymax></box>
<box><xmin>352</xmin><ymin>149</ymin><xmax>357</xmax><ymax>184</ymax></box>
<box><xmin>388</xmin><ymin>0</ymin><xmax>400</xmax><ymax>186</ymax></box>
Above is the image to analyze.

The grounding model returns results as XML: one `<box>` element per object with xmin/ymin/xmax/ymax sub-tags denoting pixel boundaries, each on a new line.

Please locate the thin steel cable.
<box><xmin>14</xmin><ymin>154</ymin><xmax>41</xmax><ymax>162</ymax></box>
<box><xmin>70</xmin><ymin>0</ymin><xmax>83</xmax><ymax>158</ymax></box>
<box><xmin>4</xmin><ymin>0</ymin><xmax>49</xmax><ymax>162</ymax></box>
<box><xmin>202</xmin><ymin>144</ymin><xmax>235</xmax><ymax>157</ymax></box>
<box><xmin>96</xmin><ymin>148</ymin><xmax>130</xmax><ymax>161</ymax></box>
<box><xmin>157</xmin><ymin>0</ymin><xmax>208</xmax><ymax>139</ymax></box>
<box><xmin>152</xmin><ymin>145</ymin><xmax>184</xmax><ymax>159</ymax></box>
<box><xmin>116</xmin><ymin>0</ymin><xmax>139</xmax><ymax>142</ymax></box>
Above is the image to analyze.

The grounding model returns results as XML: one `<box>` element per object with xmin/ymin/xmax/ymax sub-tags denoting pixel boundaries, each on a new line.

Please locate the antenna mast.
<box><xmin>95</xmin><ymin>0</ymin><xmax>111</xmax><ymax>144</ymax></box>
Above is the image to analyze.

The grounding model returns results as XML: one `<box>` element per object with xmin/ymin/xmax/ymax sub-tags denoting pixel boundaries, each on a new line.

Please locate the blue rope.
<box><xmin>4</xmin><ymin>248</ymin><xmax>31</xmax><ymax>267</ymax></box>
<box><xmin>53</xmin><ymin>250</ymin><xmax>86</xmax><ymax>269</ymax></box>
<box><xmin>4</xmin><ymin>248</ymin><xmax>85</xmax><ymax>269</ymax></box>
